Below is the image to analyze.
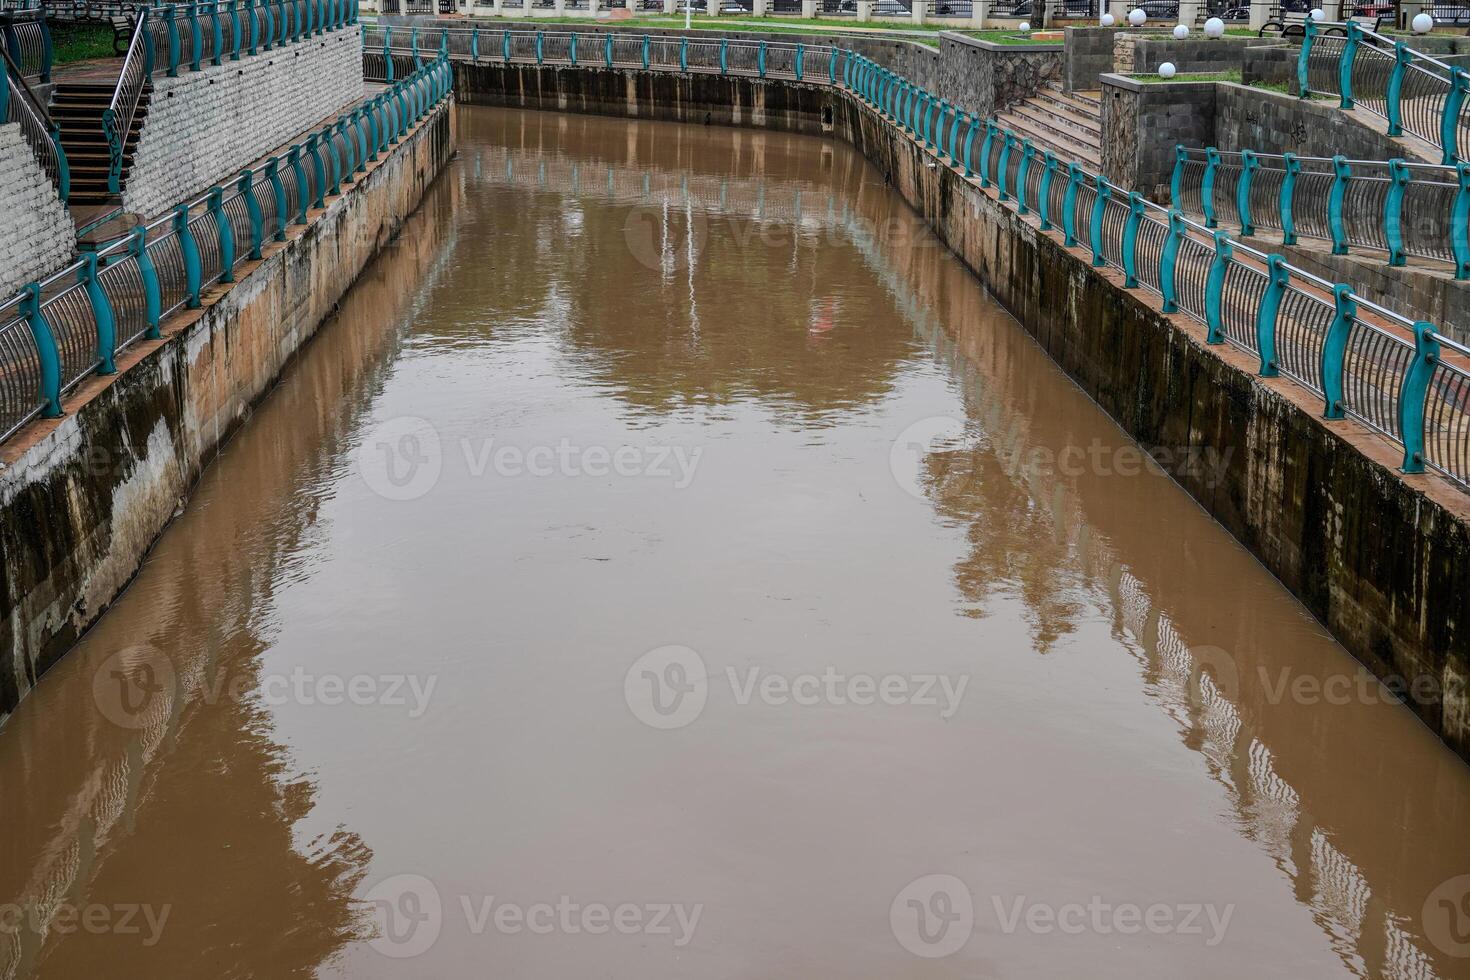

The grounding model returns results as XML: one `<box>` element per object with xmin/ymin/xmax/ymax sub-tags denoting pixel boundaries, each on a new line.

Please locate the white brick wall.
<box><xmin>123</xmin><ymin>26</ymin><xmax>365</xmax><ymax>217</ymax></box>
<box><xmin>0</xmin><ymin>123</ymin><xmax>75</xmax><ymax>297</ymax></box>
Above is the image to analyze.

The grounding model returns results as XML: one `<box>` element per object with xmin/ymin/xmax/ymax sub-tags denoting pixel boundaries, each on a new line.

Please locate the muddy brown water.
<box><xmin>2</xmin><ymin>105</ymin><xmax>1468</xmax><ymax>979</ymax></box>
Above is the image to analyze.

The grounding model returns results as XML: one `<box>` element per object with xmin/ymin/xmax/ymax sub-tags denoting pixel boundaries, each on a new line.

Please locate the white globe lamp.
<box><xmin>1159</xmin><ymin>61</ymin><xmax>1177</xmax><ymax>78</ymax></box>
<box><xmin>1100</xmin><ymin>11</ymin><xmax>1115</xmax><ymax>24</ymax></box>
<box><xmin>1309</xmin><ymin>7</ymin><xmax>1325</xmax><ymax>20</ymax></box>
<box><xmin>1204</xmin><ymin>16</ymin><xmax>1225</xmax><ymax>37</ymax></box>
<box><xmin>1128</xmin><ymin>6</ymin><xmax>1146</xmax><ymax>24</ymax></box>
<box><xmin>1412</xmin><ymin>12</ymin><xmax>1434</xmax><ymax>32</ymax></box>
<box><xmin>1019</xmin><ymin>20</ymin><xmax>1030</xmax><ymax>29</ymax></box>
<box><xmin>1173</xmin><ymin>23</ymin><xmax>1189</xmax><ymax>37</ymax></box>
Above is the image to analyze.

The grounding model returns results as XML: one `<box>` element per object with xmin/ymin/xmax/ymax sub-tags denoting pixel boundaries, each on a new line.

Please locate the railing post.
<box><xmin>1386</xmin><ymin>41</ymin><xmax>1409</xmax><ymax>136</ymax></box>
<box><xmin>1090</xmin><ymin>175</ymin><xmax>1109</xmax><ymax>267</ymax></box>
<box><xmin>642</xmin><ymin>35</ymin><xmax>650</xmax><ymax>70</ymax></box>
<box><xmin>0</xmin><ymin>55</ymin><xmax>9</xmax><ymax>124</ymax></box>
<box><xmin>265</xmin><ymin>156</ymin><xmax>287</xmax><ymax>240</ymax></box>
<box><xmin>1236</xmin><ymin>149</ymin><xmax>1258</xmax><ymax>236</ymax></box>
<box><xmin>229</xmin><ymin>0</ymin><xmax>241</xmax><ymax>60</ymax></box>
<box><xmin>758</xmin><ymin>41</ymin><xmax>767</xmax><ymax>77</ymax></box>
<box><xmin>1160</xmin><ymin>210</ymin><xmax>1184</xmax><ymax>313</ymax></box>
<box><xmin>1038</xmin><ymin>152</ymin><xmax>1058</xmax><ymax>231</ymax></box>
<box><xmin>719</xmin><ymin>38</ymin><xmax>727</xmax><ymax>74</ymax></box>
<box><xmin>50</xmin><ymin>126</ymin><xmax>69</xmax><ymax>204</ymax></box>
<box><xmin>1442</xmin><ymin>69</ymin><xmax>1469</xmax><ymax>166</ymax></box>
<box><xmin>1063</xmin><ymin>164</ymin><xmax>1082</xmax><ymax>248</ymax></box>
<box><xmin>19</xmin><ymin>283</ymin><xmax>61</xmax><ymax>418</ymax></box>
<box><xmin>606</xmin><ymin>33</ymin><xmax>614</xmax><ymax>69</ymax></box>
<box><xmin>197</xmin><ymin>183</ymin><xmax>233</xmax><ymax>265</ymax></box>
<box><xmin>175</xmin><ymin>203</ymin><xmax>202</xmax><ymax>309</ymax></box>
<box><xmin>1297</xmin><ymin>18</ymin><xmax>1314</xmax><ymax>98</ymax></box>
<box><xmin>1122</xmin><ymin>192</ymin><xmax>1144</xmax><ymax>287</ymax></box>
<box><xmin>796</xmin><ymin>44</ymin><xmax>804</xmax><ymax>80</ymax></box>
<box><xmin>1398</xmin><ymin>321</ymin><xmax>1441</xmax><ymax>473</ymax></box>
<box><xmin>79</xmin><ymin>253</ymin><xmax>116</xmax><ymax>375</ymax></box>
<box><xmin>209</xmin><ymin>3</ymin><xmax>223</xmax><ymax>66</ymax></box>
<box><xmin>962</xmin><ymin>116</ymin><xmax>978</xmax><ymax>179</ymax></box>
<box><xmin>1384</xmin><ymin>158</ymin><xmax>1410</xmax><ymax>267</ymax></box>
<box><xmin>1280</xmin><ymin>152</ymin><xmax>1300</xmax><ymax>245</ymax></box>
<box><xmin>102</xmin><ymin>108</ymin><xmax>122</xmax><ymax>195</ymax></box>
<box><xmin>504</xmin><ymin>30</ymin><xmax>511</xmax><ymax>63</ymax></box>
<box><xmin>1338</xmin><ymin>21</ymin><xmax>1359</xmax><ymax>109</ymax></box>
<box><xmin>187</xmin><ymin>3</ymin><xmax>202</xmax><ymax>71</ymax></box>
<box><xmin>1201</xmin><ymin>146</ymin><xmax>1220</xmax><ymax>228</ymax></box>
<box><xmin>997</xmin><ymin>131</ymin><xmax>1013</xmax><ymax>201</ymax></box>
<box><xmin>1320</xmin><ymin>283</ymin><xmax>1356</xmax><ymax>419</ymax></box>
<box><xmin>1454</xmin><ymin>162</ymin><xmax>1470</xmax><ymax>280</ymax></box>
<box><xmin>287</xmin><ymin>146</ymin><xmax>308</xmax><ymax>222</ymax></box>
<box><xmin>305</xmin><ymin>135</ymin><xmax>326</xmax><ymax>209</ymax></box>
<box><xmin>1170</xmin><ymin>144</ymin><xmax>1186</xmax><ymax>210</ymax></box>
<box><xmin>979</xmin><ymin>120</ymin><xmax>996</xmax><ymax>189</ymax></box>
<box><xmin>947</xmin><ymin>106</ymin><xmax>961</xmax><ymax>162</ymax></box>
<box><xmin>1255</xmin><ymin>255</ymin><xmax>1288</xmax><ymax>377</ymax></box>
<box><xmin>1204</xmin><ymin>230</ymin><xmax>1232</xmax><ymax>343</ymax></box>
<box><xmin>471</xmin><ymin>26</ymin><xmax>479</xmax><ymax>63</ymax></box>
<box><xmin>129</xmin><ymin>226</ymin><xmax>162</xmax><ymax>340</ymax></box>
<box><xmin>827</xmin><ymin>45</ymin><xmax>836</xmax><ymax>84</ymax></box>
<box><xmin>570</xmin><ymin>32</ymin><xmax>578</xmax><ymax>68</ymax></box>
<box><xmin>535</xmin><ymin>31</ymin><xmax>543</xmax><ymax>66</ymax></box>
<box><xmin>1016</xmin><ymin>141</ymin><xmax>1035</xmax><ymax>214</ymax></box>
<box><xmin>164</xmin><ymin>6</ymin><xmax>180</xmax><ymax>76</ymax></box>
<box><xmin>1329</xmin><ymin>154</ymin><xmax>1349</xmax><ymax>254</ymax></box>
<box><xmin>365</xmin><ymin>101</ymin><xmax>380</xmax><ymax>160</ymax></box>
<box><xmin>38</xmin><ymin>17</ymin><xmax>52</xmax><ymax>83</ymax></box>
<box><xmin>680</xmin><ymin>37</ymin><xmax>687</xmax><ymax>72</ymax></box>
<box><xmin>261</xmin><ymin>0</ymin><xmax>274</xmax><ymax>51</ymax></box>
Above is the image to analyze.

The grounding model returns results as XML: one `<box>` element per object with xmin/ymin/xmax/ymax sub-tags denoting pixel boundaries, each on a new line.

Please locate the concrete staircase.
<box><xmin>993</xmin><ymin>84</ymin><xmax>1101</xmax><ymax>170</ymax></box>
<box><xmin>51</xmin><ymin>79</ymin><xmax>150</xmax><ymax>206</ymax></box>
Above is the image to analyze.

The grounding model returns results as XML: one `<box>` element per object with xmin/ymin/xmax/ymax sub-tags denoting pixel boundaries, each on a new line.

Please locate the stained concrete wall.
<box><xmin>0</xmin><ymin>123</ymin><xmax>74</xmax><ymax>297</ymax></box>
<box><xmin>122</xmin><ymin>27</ymin><xmax>366</xmax><ymax>218</ymax></box>
<box><xmin>0</xmin><ymin>98</ymin><xmax>455</xmax><ymax>716</ymax></box>
<box><xmin>452</xmin><ymin>60</ymin><xmax>1470</xmax><ymax>762</ymax></box>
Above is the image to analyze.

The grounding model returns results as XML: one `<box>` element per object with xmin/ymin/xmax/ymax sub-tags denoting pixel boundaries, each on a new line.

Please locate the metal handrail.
<box><xmin>2</xmin><ymin>11</ymin><xmax>52</xmax><ymax>82</ymax></box>
<box><xmin>0</xmin><ymin>56</ymin><xmax>450</xmax><ymax>449</ymax></box>
<box><xmin>104</xmin><ymin>6</ymin><xmax>151</xmax><ymax>195</ymax></box>
<box><xmin>0</xmin><ymin>46</ymin><xmax>67</xmax><ymax>201</ymax></box>
<box><xmin>1298</xmin><ymin>20</ymin><xmax>1470</xmax><ymax>165</ymax></box>
<box><xmin>1171</xmin><ymin>145</ymin><xmax>1470</xmax><ymax>275</ymax></box>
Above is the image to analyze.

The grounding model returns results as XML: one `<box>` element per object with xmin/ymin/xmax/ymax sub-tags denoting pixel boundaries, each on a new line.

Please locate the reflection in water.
<box><xmin>0</xmin><ymin>106</ymin><xmax>1466</xmax><ymax>979</ymax></box>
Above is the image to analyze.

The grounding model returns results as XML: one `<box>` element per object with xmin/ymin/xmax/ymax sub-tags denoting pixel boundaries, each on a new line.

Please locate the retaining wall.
<box><xmin>0</xmin><ymin>98</ymin><xmax>455</xmax><ymax>717</ymax></box>
<box><xmin>454</xmin><ymin>59</ymin><xmax>1470</xmax><ymax>762</ymax></box>
<box><xmin>123</xmin><ymin>26</ymin><xmax>366</xmax><ymax>217</ymax></box>
<box><xmin>0</xmin><ymin>123</ymin><xmax>74</xmax><ymax>297</ymax></box>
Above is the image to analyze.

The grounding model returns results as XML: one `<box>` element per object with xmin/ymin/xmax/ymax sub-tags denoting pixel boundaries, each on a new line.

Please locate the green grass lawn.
<box><xmin>49</xmin><ymin>21</ymin><xmax>117</xmax><ymax>64</ymax></box>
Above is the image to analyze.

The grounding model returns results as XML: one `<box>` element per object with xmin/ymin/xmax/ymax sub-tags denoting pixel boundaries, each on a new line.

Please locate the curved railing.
<box><xmin>0</xmin><ymin>57</ymin><xmax>450</xmax><ymax>447</ymax></box>
<box><xmin>0</xmin><ymin>47</ymin><xmax>68</xmax><ymax>202</ymax></box>
<box><xmin>1298</xmin><ymin>20</ymin><xmax>1470</xmax><ymax>165</ymax></box>
<box><xmin>2</xmin><ymin>12</ymin><xmax>51</xmax><ymax>82</ymax></box>
<box><xmin>1170</xmin><ymin>145</ymin><xmax>1470</xmax><ymax>275</ymax></box>
<box><xmin>365</xmin><ymin>31</ymin><xmax>1470</xmax><ymax>492</ymax></box>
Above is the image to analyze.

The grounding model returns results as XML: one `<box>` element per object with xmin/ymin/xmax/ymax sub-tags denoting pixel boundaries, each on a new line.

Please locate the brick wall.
<box><xmin>0</xmin><ymin>124</ymin><xmax>74</xmax><ymax>297</ymax></box>
<box><xmin>123</xmin><ymin>27</ymin><xmax>365</xmax><ymax>218</ymax></box>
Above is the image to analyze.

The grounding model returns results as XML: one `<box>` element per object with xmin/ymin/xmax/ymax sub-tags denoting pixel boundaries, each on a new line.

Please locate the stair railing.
<box><xmin>103</xmin><ymin>7</ymin><xmax>152</xmax><ymax>195</ymax></box>
<box><xmin>0</xmin><ymin>46</ymin><xmax>68</xmax><ymax>202</ymax></box>
<box><xmin>1</xmin><ymin>11</ymin><xmax>52</xmax><ymax>83</ymax></box>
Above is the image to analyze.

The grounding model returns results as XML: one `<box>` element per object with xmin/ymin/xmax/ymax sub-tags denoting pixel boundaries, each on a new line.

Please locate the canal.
<box><xmin>2</xmin><ymin>105</ymin><xmax>1469</xmax><ymax>979</ymax></box>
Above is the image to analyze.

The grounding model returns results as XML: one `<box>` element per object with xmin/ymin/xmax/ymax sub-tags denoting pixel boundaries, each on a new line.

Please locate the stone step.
<box><xmin>1030</xmin><ymin>90</ymin><xmax>1102</xmax><ymax>132</ymax></box>
<box><xmin>1008</xmin><ymin>101</ymin><xmax>1100</xmax><ymax>143</ymax></box>
<box><xmin>993</xmin><ymin>111</ymin><xmax>1101</xmax><ymax>168</ymax></box>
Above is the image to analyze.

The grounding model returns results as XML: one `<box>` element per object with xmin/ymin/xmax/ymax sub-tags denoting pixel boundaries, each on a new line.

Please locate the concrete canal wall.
<box><xmin>456</xmin><ymin>62</ymin><xmax>1470</xmax><ymax>762</ymax></box>
<box><xmin>0</xmin><ymin>100</ymin><xmax>456</xmax><ymax>718</ymax></box>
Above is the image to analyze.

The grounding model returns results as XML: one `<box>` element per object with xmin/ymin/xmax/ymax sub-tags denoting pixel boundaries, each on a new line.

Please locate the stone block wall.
<box><xmin>1241</xmin><ymin>43</ymin><xmax>1294</xmax><ymax>89</ymax></box>
<box><xmin>122</xmin><ymin>26</ymin><xmax>365</xmax><ymax>218</ymax></box>
<box><xmin>1099</xmin><ymin>74</ymin><xmax>1216</xmax><ymax>202</ymax></box>
<box><xmin>0</xmin><ymin>124</ymin><xmax>74</xmax><ymax>297</ymax></box>
<box><xmin>938</xmin><ymin>33</ymin><xmax>1062</xmax><ymax>119</ymax></box>
<box><xmin>1212</xmin><ymin>82</ymin><xmax>1429</xmax><ymax>162</ymax></box>
<box><xmin>1064</xmin><ymin>25</ymin><xmax>1121</xmax><ymax>91</ymax></box>
<box><xmin>1127</xmin><ymin>34</ymin><xmax>1273</xmax><ymax>75</ymax></box>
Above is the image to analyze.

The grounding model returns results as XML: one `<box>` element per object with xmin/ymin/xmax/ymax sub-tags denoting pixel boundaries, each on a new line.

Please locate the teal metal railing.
<box><xmin>1171</xmin><ymin>145</ymin><xmax>1470</xmax><ymax>276</ymax></box>
<box><xmin>103</xmin><ymin>0</ymin><xmax>363</xmax><ymax>197</ymax></box>
<box><xmin>1</xmin><ymin>46</ymin><xmax>68</xmax><ymax>202</ymax></box>
<box><xmin>1298</xmin><ymin>20</ymin><xmax>1470</xmax><ymax>165</ymax></box>
<box><xmin>2</xmin><ymin>11</ymin><xmax>51</xmax><ymax>83</ymax></box>
<box><xmin>363</xmin><ymin>31</ymin><xmax>1470</xmax><ymax>491</ymax></box>
<box><xmin>0</xmin><ymin>56</ymin><xmax>449</xmax><ymax>447</ymax></box>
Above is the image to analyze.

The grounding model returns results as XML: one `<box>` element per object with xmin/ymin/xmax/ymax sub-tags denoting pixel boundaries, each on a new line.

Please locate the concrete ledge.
<box><xmin>0</xmin><ymin>100</ymin><xmax>457</xmax><ymax>717</ymax></box>
<box><xmin>454</xmin><ymin>60</ymin><xmax>1470</xmax><ymax>761</ymax></box>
